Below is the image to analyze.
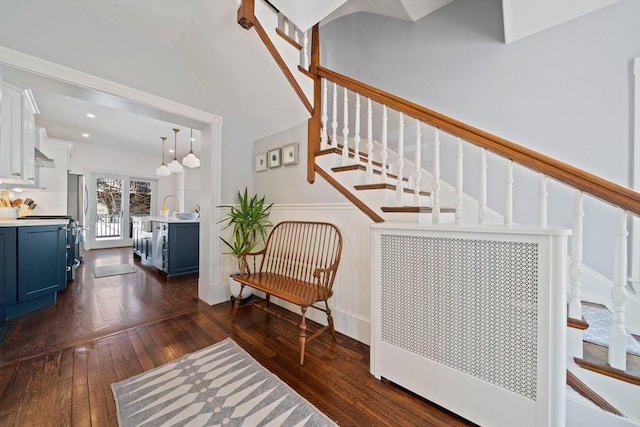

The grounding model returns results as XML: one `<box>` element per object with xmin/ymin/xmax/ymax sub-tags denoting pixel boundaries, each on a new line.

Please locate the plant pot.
<box><xmin>229</xmin><ymin>273</ymin><xmax>253</xmax><ymax>305</ymax></box>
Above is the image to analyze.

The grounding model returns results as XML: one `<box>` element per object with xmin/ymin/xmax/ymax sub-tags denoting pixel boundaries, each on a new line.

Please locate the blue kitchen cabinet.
<box><xmin>0</xmin><ymin>228</ymin><xmax>18</xmax><ymax>319</ymax></box>
<box><xmin>2</xmin><ymin>225</ymin><xmax>67</xmax><ymax>319</ymax></box>
<box><xmin>167</xmin><ymin>222</ymin><xmax>199</xmax><ymax>277</ymax></box>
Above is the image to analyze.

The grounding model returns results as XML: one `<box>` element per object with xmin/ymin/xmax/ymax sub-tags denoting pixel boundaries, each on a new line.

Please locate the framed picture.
<box><xmin>255</xmin><ymin>152</ymin><xmax>268</xmax><ymax>172</ymax></box>
<box><xmin>268</xmin><ymin>148</ymin><xmax>281</xmax><ymax>168</ymax></box>
<box><xmin>282</xmin><ymin>142</ymin><xmax>299</xmax><ymax>165</ymax></box>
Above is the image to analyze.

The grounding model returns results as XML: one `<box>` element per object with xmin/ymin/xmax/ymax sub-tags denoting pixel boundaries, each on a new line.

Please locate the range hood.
<box><xmin>34</xmin><ymin>147</ymin><xmax>56</xmax><ymax>168</ymax></box>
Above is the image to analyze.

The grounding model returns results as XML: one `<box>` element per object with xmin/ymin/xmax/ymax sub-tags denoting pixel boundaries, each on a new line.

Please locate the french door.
<box><xmin>86</xmin><ymin>173</ymin><xmax>156</xmax><ymax>249</ymax></box>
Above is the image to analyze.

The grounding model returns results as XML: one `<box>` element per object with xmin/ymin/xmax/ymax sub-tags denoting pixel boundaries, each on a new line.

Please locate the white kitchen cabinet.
<box><xmin>20</xmin><ymin>90</ymin><xmax>38</xmax><ymax>185</ymax></box>
<box><xmin>0</xmin><ymin>84</ymin><xmax>39</xmax><ymax>186</ymax></box>
<box><xmin>0</xmin><ymin>83</ymin><xmax>23</xmax><ymax>181</ymax></box>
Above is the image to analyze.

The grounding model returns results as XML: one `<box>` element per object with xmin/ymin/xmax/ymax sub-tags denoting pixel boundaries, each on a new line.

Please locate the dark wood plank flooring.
<box><xmin>0</xmin><ymin>247</ymin><xmax>473</xmax><ymax>426</ymax></box>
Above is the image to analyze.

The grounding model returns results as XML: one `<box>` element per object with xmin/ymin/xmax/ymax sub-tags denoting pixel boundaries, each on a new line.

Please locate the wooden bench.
<box><xmin>230</xmin><ymin>221</ymin><xmax>343</xmax><ymax>365</ymax></box>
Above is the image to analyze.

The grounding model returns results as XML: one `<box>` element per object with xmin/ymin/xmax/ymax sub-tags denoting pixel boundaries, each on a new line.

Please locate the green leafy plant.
<box><xmin>218</xmin><ymin>188</ymin><xmax>273</xmax><ymax>274</ymax></box>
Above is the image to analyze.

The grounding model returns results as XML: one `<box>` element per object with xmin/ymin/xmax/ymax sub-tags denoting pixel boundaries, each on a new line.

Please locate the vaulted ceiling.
<box><xmin>0</xmin><ymin>0</ymin><xmax>621</xmax><ymax>155</ymax></box>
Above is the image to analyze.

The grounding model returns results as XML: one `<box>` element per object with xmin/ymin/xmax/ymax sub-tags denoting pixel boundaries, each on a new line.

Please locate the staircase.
<box><xmin>237</xmin><ymin>1</ymin><xmax>640</xmax><ymax>425</ymax></box>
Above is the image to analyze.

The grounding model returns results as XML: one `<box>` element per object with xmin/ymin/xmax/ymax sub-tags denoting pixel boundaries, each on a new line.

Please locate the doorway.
<box><xmin>86</xmin><ymin>173</ymin><xmax>156</xmax><ymax>249</ymax></box>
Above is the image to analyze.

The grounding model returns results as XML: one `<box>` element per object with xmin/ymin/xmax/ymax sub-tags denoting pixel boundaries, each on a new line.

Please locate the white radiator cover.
<box><xmin>371</xmin><ymin>224</ymin><xmax>570</xmax><ymax>427</ymax></box>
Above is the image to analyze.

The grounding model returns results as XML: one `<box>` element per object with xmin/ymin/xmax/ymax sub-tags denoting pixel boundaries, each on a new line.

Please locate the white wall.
<box><xmin>253</xmin><ymin>122</ymin><xmax>346</xmax><ymax>204</ymax></box>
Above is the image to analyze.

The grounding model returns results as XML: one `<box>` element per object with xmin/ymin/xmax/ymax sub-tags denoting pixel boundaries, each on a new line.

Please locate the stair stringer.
<box><xmin>567</xmin><ymin>358</ymin><xmax>640</xmax><ymax>424</ymax></box>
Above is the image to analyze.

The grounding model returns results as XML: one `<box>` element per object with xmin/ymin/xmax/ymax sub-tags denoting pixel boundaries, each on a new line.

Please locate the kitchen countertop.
<box><xmin>0</xmin><ymin>219</ymin><xmax>69</xmax><ymax>227</ymax></box>
<box><xmin>133</xmin><ymin>216</ymin><xmax>200</xmax><ymax>223</ymax></box>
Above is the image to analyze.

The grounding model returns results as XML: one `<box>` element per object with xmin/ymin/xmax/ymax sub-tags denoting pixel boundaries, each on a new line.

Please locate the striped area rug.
<box><xmin>112</xmin><ymin>338</ymin><xmax>337</xmax><ymax>426</ymax></box>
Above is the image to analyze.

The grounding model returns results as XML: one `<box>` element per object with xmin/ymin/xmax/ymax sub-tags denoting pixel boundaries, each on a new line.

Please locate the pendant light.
<box><xmin>155</xmin><ymin>137</ymin><xmax>171</xmax><ymax>176</ymax></box>
<box><xmin>167</xmin><ymin>128</ymin><xmax>184</xmax><ymax>173</ymax></box>
<box><xmin>182</xmin><ymin>128</ymin><xmax>200</xmax><ymax>168</ymax></box>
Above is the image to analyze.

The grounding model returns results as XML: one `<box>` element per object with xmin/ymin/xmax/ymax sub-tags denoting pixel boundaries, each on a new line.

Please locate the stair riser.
<box><xmin>381</xmin><ymin>211</ymin><xmax>456</xmax><ymax>224</ymax></box>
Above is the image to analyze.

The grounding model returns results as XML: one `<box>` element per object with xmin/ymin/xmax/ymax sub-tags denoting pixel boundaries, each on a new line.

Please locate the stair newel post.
<box><xmin>569</xmin><ymin>190</ymin><xmax>584</xmax><ymax>320</ymax></box>
<box><xmin>432</xmin><ymin>127</ymin><xmax>441</xmax><ymax>224</ymax></box>
<box><xmin>455</xmin><ymin>137</ymin><xmax>463</xmax><ymax>224</ymax></box>
<box><xmin>504</xmin><ymin>160</ymin><xmax>514</xmax><ymax>225</ymax></box>
<box><xmin>342</xmin><ymin>87</ymin><xmax>349</xmax><ymax>165</ymax></box>
<box><xmin>413</xmin><ymin>119</ymin><xmax>422</xmax><ymax>206</ymax></box>
<box><xmin>331</xmin><ymin>82</ymin><xmax>338</xmax><ymax>149</ymax></box>
<box><xmin>321</xmin><ymin>79</ymin><xmax>328</xmax><ymax>149</ymax></box>
<box><xmin>538</xmin><ymin>173</ymin><xmax>548</xmax><ymax>227</ymax></box>
<box><xmin>381</xmin><ymin>105</ymin><xmax>388</xmax><ymax>183</ymax></box>
<box><xmin>353</xmin><ymin>93</ymin><xmax>361</xmax><ymax>165</ymax></box>
<box><xmin>366</xmin><ymin>98</ymin><xmax>373</xmax><ymax>183</ymax></box>
<box><xmin>478</xmin><ymin>148</ymin><xmax>487</xmax><ymax>225</ymax></box>
<box><xmin>609</xmin><ymin>208</ymin><xmax>629</xmax><ymax>371</ymax></box>
<box><xmin>395</xmin><ymin>113</ymin><xmax>405</xmax><ymax>206</ymax></box>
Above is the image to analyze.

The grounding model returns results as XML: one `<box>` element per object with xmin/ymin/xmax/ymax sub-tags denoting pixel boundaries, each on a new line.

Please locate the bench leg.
<box><xmin>325</xmin><ymin>300</ymin><xmax>336</xmax><ymax>341</ymax></box>
<box><xmin>231</xmin><ymin>285</ymin><xmax>245</xmax><ymax>321</ymax></box>
<box><xmin>299</xmin><ymin>307</ymin><xmax>308</xmax><ymax>365</ymax></box>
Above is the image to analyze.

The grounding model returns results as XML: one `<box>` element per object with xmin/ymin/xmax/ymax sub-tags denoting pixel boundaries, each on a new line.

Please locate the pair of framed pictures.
<box><xmin>256</xmin><ymin>142</ymin><xmax>298</xmax><ymax>172</ymax></box>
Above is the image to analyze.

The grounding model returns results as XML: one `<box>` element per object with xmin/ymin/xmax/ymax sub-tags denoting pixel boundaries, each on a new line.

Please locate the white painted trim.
<box><xmin>0</xmin><ymin>46</ymin><xmax>221</xmax><ymax>126</ymax></box>
<box><xmin>631</xmin><ymin>57</ymin><xmax>640</xmax><ymax>283</ymax></box>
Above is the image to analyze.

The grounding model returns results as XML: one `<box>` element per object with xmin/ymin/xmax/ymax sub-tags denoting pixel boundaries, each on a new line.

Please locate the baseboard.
<box><xmin>198</xmin><ymin>280</ymin><xmax>229</xmax><ymax>306</ymax></box>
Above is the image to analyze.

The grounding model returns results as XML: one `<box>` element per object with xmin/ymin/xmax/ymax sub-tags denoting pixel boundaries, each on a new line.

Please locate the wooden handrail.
<box><xmin>237</xmin><ymin>0</ymin><xmax>313</xmax><ymax>115</ymax></box>
<box><xmin>316</xmin><ymin>65</ymin><xmax>640</xmax><ymax>217</ymax></box>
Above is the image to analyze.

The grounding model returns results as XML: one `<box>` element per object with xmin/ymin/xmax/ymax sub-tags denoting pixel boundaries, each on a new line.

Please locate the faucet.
<box><xmin>162</xmin><ymin>194</ymin><xmax>178</xmax><ymax>216</ymax></box>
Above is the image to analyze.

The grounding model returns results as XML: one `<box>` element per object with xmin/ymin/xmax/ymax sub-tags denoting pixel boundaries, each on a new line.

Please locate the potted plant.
<box><xmin>218</xmin><ymin>188</ymin><xmax>273</xmax><ymax>303</ymax></box>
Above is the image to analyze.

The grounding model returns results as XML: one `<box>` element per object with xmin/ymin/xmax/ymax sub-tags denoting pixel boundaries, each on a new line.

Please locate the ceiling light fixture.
<box><xmin>86</xmin><ymin>113</ymin><xmax>96</xmax><ymax>118</ymax></box>
<box><xmin>167</xmin><ymin>128</ymin><xmax>184</xmax><ymax>173</ymax></box>
<box><xmin>82</xmin><ymin>133</ymin><xmax>90</xmax><ymax>138</ymax></box>
<box><xmin>182</xmin><ymin>128</ymin><xmax>200</xmax><ymax>168</ymax></box>
<box><xmin>155</xmin><ymin>136</ymin><xmax>171</xmax><ymax>176</ymax></box>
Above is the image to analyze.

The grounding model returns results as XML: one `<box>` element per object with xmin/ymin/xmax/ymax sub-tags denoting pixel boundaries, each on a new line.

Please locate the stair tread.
<box><xmin>331</xmin><ymin>164</ymin><xmax>409</xmax><ymax>182</ymax></box>
<box><xmin>381</xmin><ymin>206</ymin><xmax>456</xmax><ymax>213</ymax></box>
<box><xmin>354</xmin><ymin>183</ymin><xmax>430</xmax><ymax>196</ymax></box>
<box><xmin>575</xmin><ymin>341</ymin><xmax>640</xmax><ymax>385</ymax></box>
<box><xmin>317</xmin><ymin>145</ymin><xmax>384</xmax><ymax>168</ymax></box>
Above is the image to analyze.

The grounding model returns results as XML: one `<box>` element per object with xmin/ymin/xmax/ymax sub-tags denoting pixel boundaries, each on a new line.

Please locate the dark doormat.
<box><xmin>0</xmin><ymin>323</ymin><xmax>12</xmax><ymax>347</ymax></box>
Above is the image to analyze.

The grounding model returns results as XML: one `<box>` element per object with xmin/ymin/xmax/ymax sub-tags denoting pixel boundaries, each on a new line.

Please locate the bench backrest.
<box><xmin>260</xmin><ymin>221</ymin><xmax>343</xmax><ymax>290</ymax></box>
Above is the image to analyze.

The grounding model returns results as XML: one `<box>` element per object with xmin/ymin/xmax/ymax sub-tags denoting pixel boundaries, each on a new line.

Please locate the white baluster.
<box><xmin>478</xmin><ymin>148</ymin><xmax>487</xmax><ymax>225</ymax></box>
<box><xmin>321</xmin><ymin>79</ymin><xmax>328</xmax><ymax>149</ymax></box>
<box><xmin>609</xmin><ymin>208</ymin><xmax>628</xmax><ymax>370</ymax></box>
<box><xmin>381</xmin><ymin>105</ymin><xmax>388</xmax><ymax>183</ymax></box>
<box><xmin>366</xmin><ymin>98</ymin><xmax>373</xmax><ymax>183</ymax></box>
<box><xmin>569</xmin><ymin>190</ymin><xmax>584</xmax><ymax>319</ymax></box>
<box><xmin>504</xmin><ymin>160</ymin><xmax>514</xmax><ymax>225</ymax></box>
<box><xmin>342</xmin><ymin>87</ymin><xmax>349</xmax><ymax>165</ymax></box>
<box><xmin>302</xmin><ymin>30</ymin><xmax>309</xmax><ymax>69</ymax></box>
<box><xmin>455</xmin><ymin>138</ymin><xmax>463</xmax><ymax>223</ymax></box>
<box><xmin>413</xmin><ymin>120</ymin><xmax>422</xmax><ymax>206</ymax></box>
<box><xmin>538</xmin><ymin>173</ymin><xmax>547</xmax><ymax>227</ymax></box>
<box><xmin>353</xmin><ymin>94</ymin><xmax>361</xmax><ymax>165</ymax></box>
<box><xmin>331</xmin><ymin>83</ymin><xmax>338</xmax><ymax>149</ymax></box>
<box><xmin>395</xmin><ymin>113</ymin><xmax>405</xmax><ymax>205</ymax></box>
<box><xmin>432</xmin><ymin>127</ymin><xmax>441</xmax><ymax>224</ymax></box>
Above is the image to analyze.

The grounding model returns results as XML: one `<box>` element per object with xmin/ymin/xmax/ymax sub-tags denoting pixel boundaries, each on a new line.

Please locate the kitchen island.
<box><xmin>0</xmin><ymin>219</ymin><xmax>68</xmax><ymax>320</ymax></box>
<box><xmin>132</xmin><ymin>216</ymin><xmax>199</xmax><ymax>279</ymax></box>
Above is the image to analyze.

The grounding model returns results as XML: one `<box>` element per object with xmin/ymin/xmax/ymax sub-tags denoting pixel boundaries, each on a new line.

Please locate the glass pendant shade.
<box><xmin>168</xmin><ymin>128</ymin><xmax>184</xmax><ymax>173</ymax></box>
<box><xmin>182</xmin><ymin>129</ymin><xmax>200</xmax><ymax>168</ymax></box>
<box><xmin>156</xmin><ymin>136</ymin><xmax>171</xmax><ymax>176</ymax></box>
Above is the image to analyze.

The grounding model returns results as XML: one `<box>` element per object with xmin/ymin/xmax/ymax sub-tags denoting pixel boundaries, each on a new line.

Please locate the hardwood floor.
<box><xmin>0</xmin><ymin>247</ymin><xmax>473</xmax><ymax>426</ymax></box>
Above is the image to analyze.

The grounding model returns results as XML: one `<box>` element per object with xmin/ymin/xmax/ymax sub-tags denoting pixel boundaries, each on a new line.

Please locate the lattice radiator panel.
<box><xmin>379</xmin><ymin>234</ymin><xmax>539</xmax><ymax>400</ymax></box>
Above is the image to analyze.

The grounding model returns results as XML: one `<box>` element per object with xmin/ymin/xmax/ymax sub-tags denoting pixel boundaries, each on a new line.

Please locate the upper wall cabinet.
<box><xmin>0</xmin><ymin>83</ymin><xmax>39</xmax><ymax>185</ymax></box>
<box><xmin>0</xmin><ymin>83</ymin><xmax>23</xmax><ymax>181</ymax></box>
